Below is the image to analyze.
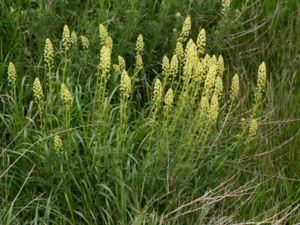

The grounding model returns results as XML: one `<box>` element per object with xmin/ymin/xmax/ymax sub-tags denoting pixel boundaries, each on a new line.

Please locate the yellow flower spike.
<box><xmin>136</xmin><ymin>34</ymin><xmax>144</xmax><ymax>55</ymax></box>
<box><xmin>135</xmin><ymin>54</ymin><xmax>143</xmax><ymax>72</ymax></box>
<box><xmin>54</xmin><ymin>135</ymin><xmax>63</xmax><ymax>152</ymax></box>
<box><xmin>199</xmin><ymin>95</ymin><xmax>209</xmax><ymax>122</ymax></box>
<box><xmin>60</xmin><ymin>83</ymin><xmax>73</xmax><ymax>108</ymax></box>
<box><xmin>106</xmin><ymin>36</ymin><xmax>113</xmax><ymax>50</ymax></box>
<box><xmin>170</xmin><ymin>55</ymin><xmax>179</xmax><ymax>79</ymax></box>
<box><xmin>7</xmin><ymin>62</ymin><xmax>17</xmax><ymax>87</ymax></box>
<box><xmin>162</xmin><ymin>56</ymin><xmax>170</xmax><ymax>78</ymax></box>
<box><xmin>214</xmin><ymin>76</ymin><xmax>223</xmax><ymax>97</ymax></box>
<box><xmin>200</xmin><ymin>94</ymin><xmax>209</xmax><ymax>109</ymax></box>
<box><xmin>194</xmin><ymin>60</ymin><xmax>205</xmax><ymax>82</ymax></box>
<box><xmin>257</xmin><ymin>61</ymin><xmax>267</xmax><ymax>94</ymax></box>
<box><xmin>164</xmin><ymin>88</ymin><xmax>174</xmax><ymax>113</ymax></box>
<box><xmin>202</xmin><ymin>54</ymin><xmax>211</xmax><ymax>72</ymax></box>
<box><xmin>120</xmin><ymin>70</ymin><xmax>132</xmax><ymax>99</ymax></box>
<box><xmin>98</xmin><ymin>24</ymin><xmax>113</xmax><ymax>49</ymax></box>
<box><xmin>217</xmin><ymin>55</ymin><xmax>224</xmax><ymax>77</ymax></box>
<box><xmin>33</xmin><ymin>77</ymin><xmax>44</xmax><ymax>103</ymax></box>
<box><xmin>80</xmin><ymin>35</ymin><xmax>89</xmax><ymax>49</ymax></box>
<box><xmin>71</xmin><ymin>31</ymin><xmax>77</xmax><ymax>46</ymax></box>
<box><xmin>33</xmin><ymin>77</ymin><xmax>44</xmax><ymax>125</ymax></box>
<box><xmin>118</xmin><ymin>56</ymin><xmax>126</xmax><ymax>72</ymax></box>
<box><xmin>184</xmin><ymin>39</ymin><xmax>198</xmax><ymax>77</ymax></box>
<box><xmin>99</xmin><ymin>24</ymin><xmax>108</xmax><ymax>45</ymax></box>
<box><xmin>62</xmin><ymin>24</ymin><xmax>71</xmax><ymax>51</ymax></box>
<box><xmin>175</xmin><ymin>41</ymin><xmax>184</xmax><ymax>63</ymax></box>
<box><xmin>153</xmin><ymin>78</ymin><xmax>163</xmax><ymax>105</ymax></box>
<box><xmin>178</xmin><ymin>15</ymin><xmax>191</xmax><ymax>43</ymax></box>
<box><xmin>204</xmin><ymin>64</ymin><xmax>217</xmax><ymax>94</ymax></box>
<box><xmin>44</xmin><ymin>39</ymin><xmax>54</xmax><ymax>74</ymax></box>
<box><xmin>196</xmin><ymin>28</ymin><xmax>206</xmax><ymax>55</ymax></box>
<box><xmin>230</xmin><ymin>73</ymin><xmax>240</xmax><ymax>102</ymax></box>
<box><xmin>210</xmin><ymin>55</ymin><xmax>217</xmax><ymax>67</ymax></box>
<box><xmin>99</xmin><ymin>46</ymin><xmax>112</xmax><ymax>78</ymax></box>
<box><xmin>209</xmin><ymin>93</ymin><xmax>219</xmax><ymax>124</ymax></box>
<box><xmin>249</xmin><ymin>119</ymin><xmax>258</xmax><ymax>137</ymax></box>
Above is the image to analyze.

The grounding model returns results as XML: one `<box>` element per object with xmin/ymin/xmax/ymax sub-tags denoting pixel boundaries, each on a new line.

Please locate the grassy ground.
<box><xmin>0</xmin><ymin>0</ymin><xmax>300</xmax><ymax>224</ymax></box>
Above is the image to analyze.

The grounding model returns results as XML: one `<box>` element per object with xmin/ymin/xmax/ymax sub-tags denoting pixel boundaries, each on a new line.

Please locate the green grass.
<box><xmin>1</xmin><ymin>0</ymin><xmax>300</xmax><ymax>224</ymax></box>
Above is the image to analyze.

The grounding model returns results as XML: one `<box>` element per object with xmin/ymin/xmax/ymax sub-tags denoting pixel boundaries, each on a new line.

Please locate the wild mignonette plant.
<box><xmin>1</xmin><ymin>14</ymin><xmax>274</xmax><ymax>225</ymax></box>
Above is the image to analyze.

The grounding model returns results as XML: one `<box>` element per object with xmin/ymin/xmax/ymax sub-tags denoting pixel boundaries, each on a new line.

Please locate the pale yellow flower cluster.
<box><xmin>33</xmin><ymin>77</ymin><xmax>44</xmax><ymax>107</ymax></box>
<box><xmin>136</xmin><ymin>34</ymin><xmax>144</xmax><ymax>55</ymax></box>
<box><xmin>44</xmin><ymin>38</ymin><xmax>54</xmax><ymax>79</ymax></box>
<box><xmin>71</xmin><ymin>31</ymin><xmax>77</xmax><ymax>46</ymax></box>
<box><xmin>99</xmin><ymin>46</ymin><xmax>112</xmax><ymax>78</ymax></box>
<box><xmin>217</xmin><ymin>55</ymin><xmax>224</xmax><ymax>77</ymax></box>
<box><xmin>162</xmin><ymin>56</ymin><xmax>170</xmax><ymax>78</ymax></box>
<box><xmin>249</xmin><ymin>119</ymin><xmax>258</xmax><ymax>137</ymax></box>
<box><xmin>118</xmin><ymin>56</ymin><xmax>126</xmax><ymax>72</ymax></box>
<box><xmin>230</xmin><ymin>73</ymin><xmax>240</xmax><ymax>101</ymax></box>
<box><xmin>153</xmin><ymin>79</ymin><xmax>163</xmax><ymax>105</ymax></box>
<box><xmin>175</xmin><ymin>41</ymin><xmax>184</xmax><ymax>63</ymax></box>
<box><xmin>62</xmin><ymin>24</ymin><xmax>71</xmax><ymax>51</ymax></box>
<box><xmin>257</xmin><ymin>61</ymin><xmax>267</xmax><ymax>94</ymax></box>
<box><xmin>135</xmin><ymin>34</ymin><xmax>144</xmax><ymax>72</ymax></box>
<box><xmin>214</xmin><ymin>76</ymin><xmax>223</xmax><ymax>97</ymax></box>
<box><xmin>60</xmin><ymin>83</ymin><xmax>73</xmax><ymax>108</ymax></box>
<box><xmin>7</xmin><ymin>62</ymin><xmax>17</xmax><ymax>87</ymax></box>
<box><xmin>178</xmin><ymin>16</ymin><xmax>191</xmax><ymax>43</ymax></box>
<box><xmin>184</xmin><ymin>39</ymin><xmax>198</xmax><ymax>77</ymax></box>
<box><xmin>203</xmin><ymin>64</ymin><xmax>217</xmax><ymax>95</ymax></box>
<box><xmin>54</xmin><ymin>135</ymin><xmax>63</xmax><ymax>152</ymax></box>
<box><xmin>135</xmin><ymin>54</ymin><xmax>143</xmax><ymax>72</ymax></box>
<box><xmin>208</xmin><ymin>93</ymin><xmax>219</xmax><ymax>124</ymax></box>
<box><xmin>164</xmin><ymin>88</ymin><xmax>174</xmax><ymax>113</ymax></box>
<box><xmin>120</xmin><ymin>70</ymin><xmax>132</xmax><ymax>99</ymax></box>
<box><xmin>99</xmin><ymin>24</ymin><xmax>113</xmax><ymax>50</ymax></box>
<box><xmin>80</xmin><ymin>35</ymin><xmax>89</xmax><ymax>49</ymax></box>
<box><xmin>170</xmin><ymin>55</ymin><xmax>179</xmax><ymax>79</ymax></box>
<box><xmin>199</xmin><ymin>96</ymin><xmax>209</xmax><ymax>119</ymax></box>
<box><xmin>196</xmin><ymin>28</ymin><xmax>206</xmax><ymax>55</ymax></box>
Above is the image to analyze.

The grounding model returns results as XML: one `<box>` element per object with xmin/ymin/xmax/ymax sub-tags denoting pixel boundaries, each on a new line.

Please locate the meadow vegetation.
<box><xmin>0</xmin><ymin>0</ymin><xmax>300</xmax><ymax>224</ymax></box>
